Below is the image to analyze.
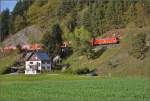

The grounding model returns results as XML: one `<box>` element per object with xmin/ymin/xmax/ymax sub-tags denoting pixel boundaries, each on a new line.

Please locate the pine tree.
<box><xmin>0</xmin><ymin>9</ymin><xmax>10</xmax><ymax>41</ymax></box>
<box><xmin>124</xmin><ymin>0</ymin><xmax>136</xmax><ymax>25</ymax></box>
<box><xmin>104</xmin><ymin>0</ymin><xmax>115</xmax><ymax>30</ymax></box>
<box><xmin>58</xmin><ymin>0</ymin><xmax>76</xmax><ymax>18</ymax></box>
<box><xmin>27</xmin><ymin>0</ymin><xmax>41</xmax><ymax>24</ymax></box>
<box><xmin>42</xmin><ymin>24</ymin><xmax>63</xmax><ymax>57</ymax></box>
<box><xmin>114</xmin><ymin>0</ymin><xmax>124</xmax><ymax>28</ymax></box>
<box><xmin>66</xmin><ymin>17</ymin><xmax>77</xmax><ymax>32</ymax></box>
<box><xmin>10</xmin><ymin>0</ymin><xmax>34</xmax><ymax>33</ymax></box>
<box><xmin>135</xmin><ymin>2</ymin><xmax>147</xmax><ymax>27</ymax></box>
<box><xmin>129</xmin><ymin>33</ymin><xmax>147</xmax><ymax>59</ymax></box>
<box><xmin>81</xmin><ymin>7</ymin><xmax>92</xmax><ymax>32</ymax></box>
<box><xmin>14</xmin><ymin>15</ymin><xmax>26</xmax><ymax>32</ymax></box>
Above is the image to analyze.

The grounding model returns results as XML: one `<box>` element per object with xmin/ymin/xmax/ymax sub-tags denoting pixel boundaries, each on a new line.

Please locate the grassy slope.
<box><xmin>63</xmin><ymin>27</ymin><xmax>150</xmax><ymax>76</ymax></box>
<box><xmin>0</xmin><ymin>53</ymin><xmax>19</xmax><ymax>74</ymax></box>
<box><xmin>0</xmin><ymin>75</ymin><xmax>149</xmax><ymax>101</ymax></box>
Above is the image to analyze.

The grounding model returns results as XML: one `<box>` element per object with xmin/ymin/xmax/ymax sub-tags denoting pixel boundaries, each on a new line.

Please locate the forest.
<box><xmin>0</xmin><ymin>0</ymin><xmax>150</xmax><ymax>40</ymax></box>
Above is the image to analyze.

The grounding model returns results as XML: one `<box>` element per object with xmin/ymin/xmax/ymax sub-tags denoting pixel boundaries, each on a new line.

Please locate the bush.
<box><xmin>129</xmin><ymin>33</ymin><xmax>147</xmax><ymax>59</ymax></box>
<box><xmin>75</xmin><ymin>68</ymin><xmax>90</xmax><ymax>75</ymax></box>
<box><xmin>63</xmin><ymin>68</ymin><xmax>73</xmax><ymax>74</ymax></box>
<box><xmin>16</xmin><ymin>44</ymin><xmax>22</xmax><ymax>53</ymax></box>
<box><xmin>107</xmin><ymin>61</ymin><xmax>119</xmax><ymax>69</ymax></box>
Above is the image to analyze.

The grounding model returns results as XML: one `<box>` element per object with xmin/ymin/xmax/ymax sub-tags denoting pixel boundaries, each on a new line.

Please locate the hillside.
<box><xmin>2</xmin><ymin>25</ymin><xmax>43</xmax><ymax>46</ymax></box>
<box><xmin>63</xmin><ymin>27</ymin><xmax>150</xmax><ymax>76</ymax></box>
<box><xmin>0</xmin><ymin>0</ymin><xmax>150</xmax><ymax>76</ymax></box>
<box><xmin>0</xmin><ymin>25</ymin><xmax>149</xmax><ymax>76</ymax></box>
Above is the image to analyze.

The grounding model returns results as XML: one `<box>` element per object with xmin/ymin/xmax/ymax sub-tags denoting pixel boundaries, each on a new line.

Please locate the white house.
<box><xmin>25</xmin><ymin>51</ymin><xmax>51</xmax><ymax>74</ymax></box>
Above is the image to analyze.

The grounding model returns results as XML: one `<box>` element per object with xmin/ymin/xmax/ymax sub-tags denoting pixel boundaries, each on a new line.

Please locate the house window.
<box><xmin>29</xmin><ymin>66</ymin><xmax>32</xmax><ymax>69</ymax></box>
<box><xmin>42</xmin><ymin>61</ymin><xmax>46</xmax><ymax>64</ymax></box>
<box><xmin>30</xmin><ymin>62</ymin><xmax>33</xmax><ymax>64</ymax></box>
<box><xmin>42</xmin><ymin>67</ymin><xmax>46</xmax><ymax>70</ymax></box>
<box><xmin>37</xmin><ymin>62</ymin><xmax>41</xmax><ymax>67</ymax></box>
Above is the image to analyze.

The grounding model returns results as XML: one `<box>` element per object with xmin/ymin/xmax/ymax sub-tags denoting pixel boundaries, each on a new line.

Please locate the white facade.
<box><xmin>25</xmin><ymin>61</ymin><xmax>41</xmax><ymax>74</ymax></box>
<box><xmin>25</xmin><ymin>69</ymin><xmax>37</xmax><ymax>74</ymax></box>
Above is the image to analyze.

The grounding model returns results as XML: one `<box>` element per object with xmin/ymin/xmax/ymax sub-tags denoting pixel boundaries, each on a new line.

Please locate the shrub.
<box><xmin>63</xmin><ymin>68</ymin><xmax>73</xmax><ymax>74</ymax></box>
<box><xmin>129</xmin><ymin>33</ymin><xmax>147</xmax><ymax>59</ymax></box>
<box><xmin>16</xmin><ymin>44</ymin><xmax>22</xmax><ymax>53</ymax></box>
<box><xmin>75</xmin><ymin>68</ymin><xmax>90</xmax><ymax>75</ymax></box>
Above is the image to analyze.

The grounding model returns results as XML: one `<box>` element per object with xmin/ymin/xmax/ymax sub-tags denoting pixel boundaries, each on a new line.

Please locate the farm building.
<box><xmin>25</xmin><ymin>51</ymin><xmax>52</xmax><ymax>74</ymax></box>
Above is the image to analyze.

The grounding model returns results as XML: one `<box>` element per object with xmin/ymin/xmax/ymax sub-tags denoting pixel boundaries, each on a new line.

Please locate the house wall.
<box><xmin>25</xmin><ymin>61</ymin><xmax>52</xmax><ymax>74</ymax></box>
<box><xmin>25</xmin><ymin>61</ymin><xmax>41</xmax><ymax>74</ymax></box>
<box><xmin>41</xmin><ymin>62</ymin><xmax>51</xmax><ymax>70</ymax></box>
<box><xmin>25</xmin><ymin>69</ymin><xmax>36</xmax><ymax>74</ymax></box>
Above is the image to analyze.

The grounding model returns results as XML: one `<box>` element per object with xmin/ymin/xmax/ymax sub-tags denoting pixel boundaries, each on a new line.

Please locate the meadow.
<box><xmin>0</xmin><ymin>74</ymin><xmax>149</xmax><ymax>101</ymax></box>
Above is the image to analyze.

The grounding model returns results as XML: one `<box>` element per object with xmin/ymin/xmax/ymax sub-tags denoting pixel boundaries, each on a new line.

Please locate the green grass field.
<box><xmin>0</xmin><ymin>74</ymin><xmax>149</xmax><ymax>101</ymax></box>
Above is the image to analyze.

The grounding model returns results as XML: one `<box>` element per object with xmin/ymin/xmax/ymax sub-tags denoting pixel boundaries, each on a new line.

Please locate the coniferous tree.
<box><xmin>129</xmin><ymin>33</ymin><xmax>147</xmax><ymax>59</ymax></box>
<box><xmin>0</xmin><ymin>9</ymin><xmax>10</xmax><ymax>41</ymax></box>
<box><xmin>58</xmin><ymin>0</ymin><xmax>76</xmax><ymax>18</ymax></box>
<box><xmin>114</xmin><ymin>0</ymin><xmax>124</xmax><ymax>28</ymax></box>
<box><xmin>135</xmin><ymin>2</ymin><xmax>147</xmax><ymax>27</ymax></box>
<box><xmin>81</xmin><ymin>7</ymin><xmax>92</xmax><ymax>32</ymax></box>
<box><xmin>66</xmin><ymin>17</ymin><xmax>77</xmax><ymax>32</ymax></box>
<box><xmin>10</xmin><ymin>0</ymin><xmax>34</xmax><ymax>33</ymax></box>
<box><xmin>42</xmin><ymin>24</ymin><xmax>63</xmax><ymax>57</ymax></box>
<box><xmin>14</xmin><ymin>15</ymin><xmax>26</xmax><ymax>32</ymax></box>
<box><xmin>124</xmin><ymin>0</ymin><xmax>136</xmax><ymax>25</ymax></box>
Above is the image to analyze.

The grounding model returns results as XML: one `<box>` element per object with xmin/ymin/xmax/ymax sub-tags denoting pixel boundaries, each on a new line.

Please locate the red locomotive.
<box><xmin>90</xmin><ymin>37</ymin><xmax>119</xmax><ymax>46</ymax></box>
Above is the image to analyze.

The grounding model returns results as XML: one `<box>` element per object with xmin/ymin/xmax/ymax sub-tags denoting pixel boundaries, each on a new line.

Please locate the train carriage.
<box><xmin>90</xmin><ymin>37</ymin><xmax>119</xmax><ymax>46</ymax></box>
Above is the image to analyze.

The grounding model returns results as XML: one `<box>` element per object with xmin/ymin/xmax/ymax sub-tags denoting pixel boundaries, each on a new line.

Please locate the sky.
<box><xmin>0</xmin><ymin>0</ymin><xmax>17</xmax><ymax>12</ymax></box>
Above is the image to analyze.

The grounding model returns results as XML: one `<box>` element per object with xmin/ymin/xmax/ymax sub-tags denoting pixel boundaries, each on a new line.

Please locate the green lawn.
<box><xmin>0</xmin><ymin>74</ymin><xmax>149</xmax><ymax>101</ymax></box>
